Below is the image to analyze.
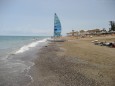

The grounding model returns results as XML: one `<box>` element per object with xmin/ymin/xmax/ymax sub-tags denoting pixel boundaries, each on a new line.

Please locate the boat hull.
<box><xmin>47</xmin><ymin>39</ymin><xmax>66</xmax><ymax>42</ymax></box>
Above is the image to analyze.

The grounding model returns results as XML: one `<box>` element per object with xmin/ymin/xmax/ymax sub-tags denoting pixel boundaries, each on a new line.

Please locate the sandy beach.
<box><xmin>29</xmin><ymin>36</ymin><xmax>115</xmax><ymax>86</ymax></box>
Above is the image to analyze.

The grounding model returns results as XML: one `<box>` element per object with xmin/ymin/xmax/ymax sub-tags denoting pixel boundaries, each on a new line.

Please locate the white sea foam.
<box><xmin>15</xmin><ymin>38</ymin><xmax>47</xmax><ymax>54</ymax></box>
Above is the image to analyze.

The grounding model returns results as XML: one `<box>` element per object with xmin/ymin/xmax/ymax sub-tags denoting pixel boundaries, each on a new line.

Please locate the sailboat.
<box><xmin>48</xmin><ymin>13</ymin><xmax>65</xmax><ymax>42</ymax></box>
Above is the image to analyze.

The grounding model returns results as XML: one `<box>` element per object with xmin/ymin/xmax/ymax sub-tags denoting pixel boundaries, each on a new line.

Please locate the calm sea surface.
<box><xmin>0</xmin><ymin>36</ymin><xmax>49</xmax><ymax>86</ymax></box>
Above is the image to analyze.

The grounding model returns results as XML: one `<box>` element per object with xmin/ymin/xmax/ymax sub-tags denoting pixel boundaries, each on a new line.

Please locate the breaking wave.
<box><xmin>15</xmin><ymin>38</ymin><xmax>47</xmax><ymax>54</ymax></box>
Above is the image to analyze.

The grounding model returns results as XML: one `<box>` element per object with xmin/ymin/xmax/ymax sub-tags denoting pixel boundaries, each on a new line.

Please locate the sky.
<box><xmin>0</xmin><ymin>0</ymin><xmax>115</xmax><ymax>36</ymax></box>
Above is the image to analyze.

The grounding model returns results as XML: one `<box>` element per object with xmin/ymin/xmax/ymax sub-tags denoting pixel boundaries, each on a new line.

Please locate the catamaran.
<box><xmin>48</xmin><ymin>13</ymin><xmax>65</xmax><ymax>42</ymax></box>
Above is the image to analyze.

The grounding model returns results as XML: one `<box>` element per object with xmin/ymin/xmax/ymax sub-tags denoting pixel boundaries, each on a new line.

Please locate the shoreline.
<box><xmin>28</xmin><ymin>36</ymin><xmax>115</xmax><ymax>86</ymax></box>
<box><xmin>0</xmin><ymin>37</ymin><xmax>48</xmax><ymax>86</ymax></box>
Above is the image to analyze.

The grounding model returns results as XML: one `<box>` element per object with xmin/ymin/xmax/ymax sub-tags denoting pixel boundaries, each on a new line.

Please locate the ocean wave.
<box><xmin>15</xmin><ymin>38</ymin><xmax>48</xmax><ymax>54</ymax></box>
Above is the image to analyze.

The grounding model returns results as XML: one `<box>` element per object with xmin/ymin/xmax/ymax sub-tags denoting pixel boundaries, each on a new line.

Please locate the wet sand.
<box><xmin>29</xmin><ymin>36</ymin><xmax>115</xmax><ymax>86</ymax></box>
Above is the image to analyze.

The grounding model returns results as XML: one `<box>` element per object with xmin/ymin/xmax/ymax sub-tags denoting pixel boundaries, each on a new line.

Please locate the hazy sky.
<box><xmin>0</xmin><ymin>0</ymin><xmax>115</xmax><ymax>36</ymax></box>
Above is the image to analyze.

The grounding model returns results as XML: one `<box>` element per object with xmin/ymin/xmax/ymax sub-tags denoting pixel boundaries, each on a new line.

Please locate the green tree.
<box><xmin>109</xmin><ymin>21</ymin><xmax>115</xmax><ymax>31</ymax></box>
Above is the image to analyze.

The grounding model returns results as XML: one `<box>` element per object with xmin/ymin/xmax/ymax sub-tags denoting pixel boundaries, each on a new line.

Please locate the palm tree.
<box><xmin>109</xmin><ymin>21</ymin><xmax>115</xmax><ymax>31</ymax></box>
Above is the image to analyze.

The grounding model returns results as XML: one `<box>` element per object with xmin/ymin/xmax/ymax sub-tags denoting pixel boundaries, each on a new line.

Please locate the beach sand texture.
<box><xmin>29</xmin><ymin>36</ymin><xmax>115</xmax><ymax>86</ymax></box>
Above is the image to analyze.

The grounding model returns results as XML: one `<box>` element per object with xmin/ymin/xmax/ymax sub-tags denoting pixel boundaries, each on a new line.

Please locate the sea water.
<box><xmin>0</xmin><ymin>36</ymin><xmax>49</xmax><ymax>86</ymax></box>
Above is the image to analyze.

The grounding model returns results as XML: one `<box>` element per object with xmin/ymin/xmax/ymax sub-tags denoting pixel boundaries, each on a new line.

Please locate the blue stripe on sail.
<box><xmin>54</xmin><ymin>13</ymin><xmax>61</xmax><ymax>37</ymax></box>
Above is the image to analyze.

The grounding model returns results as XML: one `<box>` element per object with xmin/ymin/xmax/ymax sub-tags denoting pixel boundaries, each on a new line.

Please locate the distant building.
<box><xmin>86</xmin><ymin>29</ymin><xmax>101</xmax><ymax>35</ymax></box>
<box><xmin>67</xmin><ymin>30</ymin><xmax>79</xmax><ymax>37</ymax></box>
<box><xmin>67</xmin><ymin>29</ymin><xmax>102</xmax><ymax>37</ymax></box>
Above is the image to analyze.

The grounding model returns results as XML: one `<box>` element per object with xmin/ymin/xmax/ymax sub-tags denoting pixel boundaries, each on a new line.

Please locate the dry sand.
<box><xmin>29</xmin><ymin>36</ymin><xmax>115</xmax><ymax>86</ymax></box>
